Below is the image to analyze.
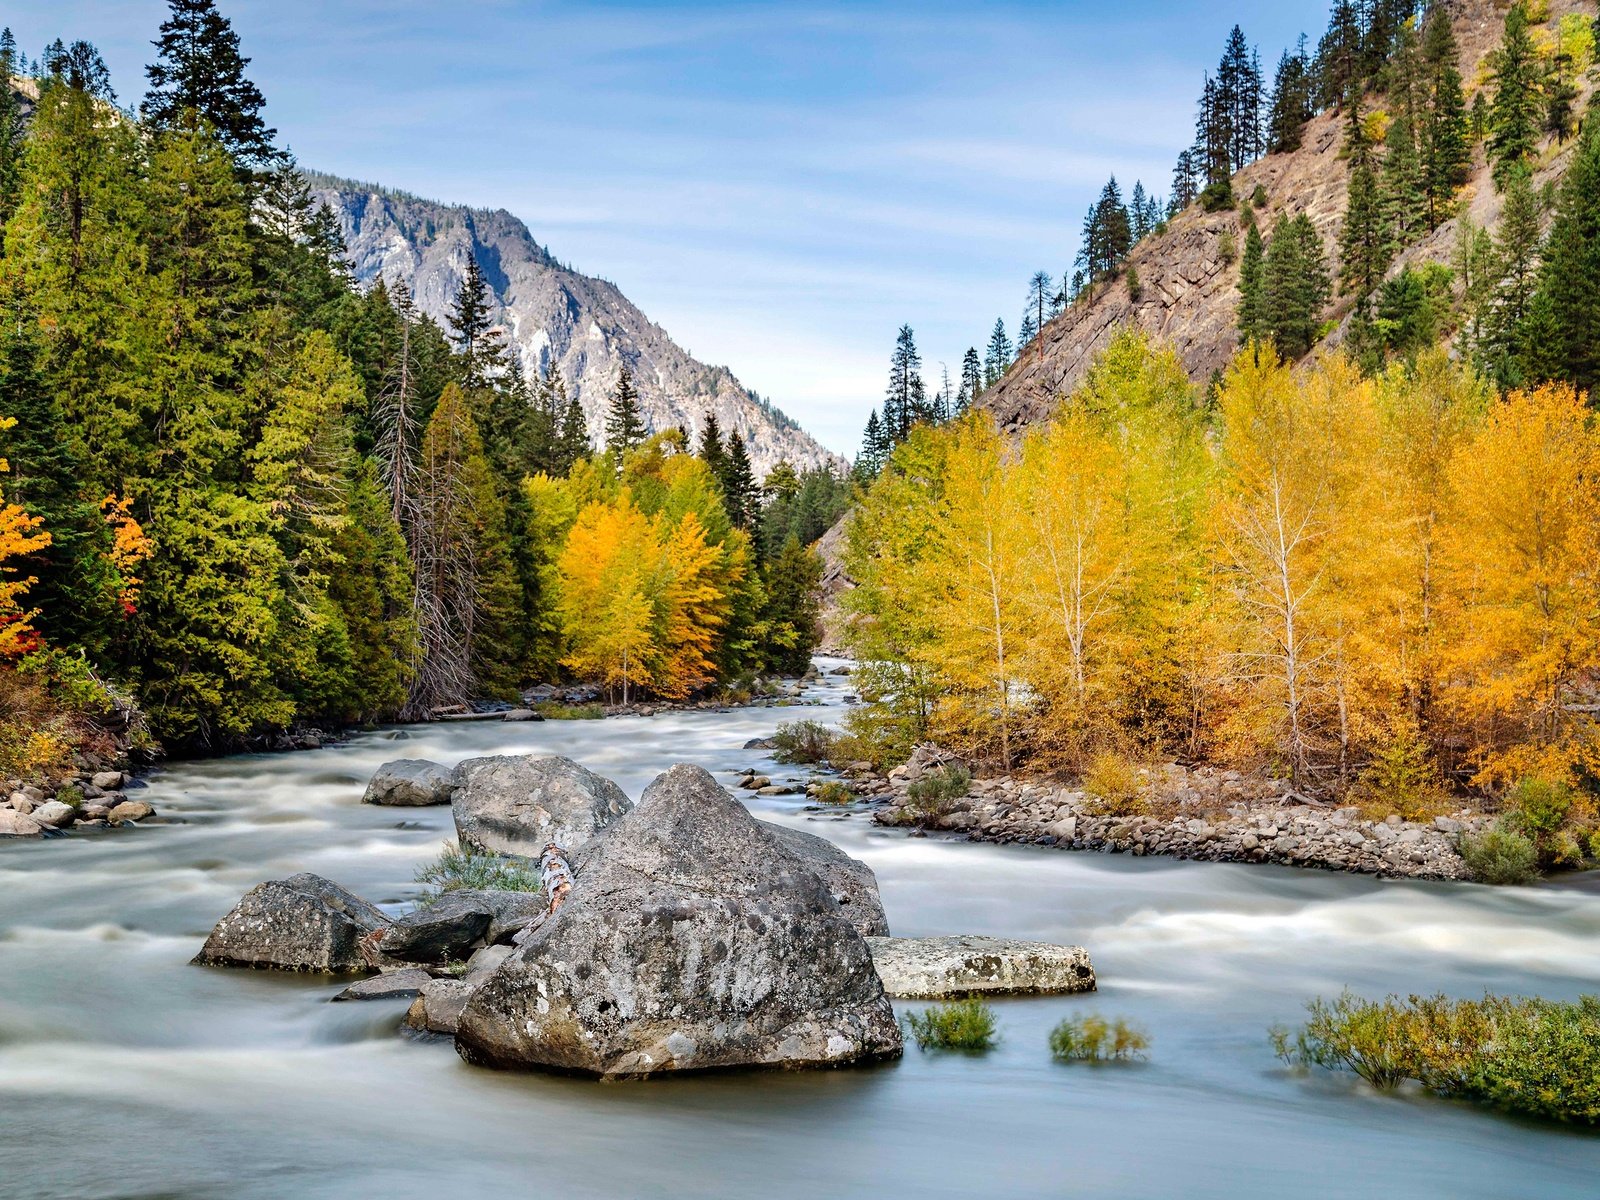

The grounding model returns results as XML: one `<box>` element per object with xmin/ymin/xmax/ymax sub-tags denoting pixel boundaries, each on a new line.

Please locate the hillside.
<box><xmin>306</xmin><ymin>173</ymin><xmax>843</xmax><ymax>476</ymax></box>
<box><xmin>979</xmin><ymin>0</ymin><xmax>1596</xmax><ymax>435</ymax></box>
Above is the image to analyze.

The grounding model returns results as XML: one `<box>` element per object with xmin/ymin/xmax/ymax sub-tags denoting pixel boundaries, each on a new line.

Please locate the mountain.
<box><xmin>306</xmin><ymin>172</ymin><xmax>844</xmax><ymax>476</ymax></box>
<box><xmin>979</xmin><ymin>0</ymin><xmax>1596</xmax><ymax>436</ymax></box>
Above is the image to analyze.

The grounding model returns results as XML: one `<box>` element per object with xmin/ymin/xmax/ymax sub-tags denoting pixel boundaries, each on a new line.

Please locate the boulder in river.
<box><xmin>193</xmin><ymin>873</ymin><xmax>388</xmax><ymax>974</ymax></box>
<box><xmin>451</xmin><ymin>755</ymin><xmax>631</xmax><ymax>857</ymax></box>
<box><xmin>377</xmin><ymin>890</ymin><xmax>542</xmax><ymax>964</ymax></box>
<box><xmin>455</xmin><ymin>763</ymin><xmax>902</xmax><ymax>1078</ymax></box>
<box><xmin>865</xmin><ymin>935</ymin><xmax>1095</xmax><ymax>999</ymax></box>
<box><xmin>759</xmin><ymin>821</ymin><xmax>890</xmax><ymax>937</ymax></box>
<box><xmin>362</xmin><ymin>759</ymin><xmax>459</xmax><ymax>807</ymax></box>
<box><xmin>0</xmin><ymin>808</ymin><xmax>43</xmax><ymax>837</ymax></box>
<box><xmin>30</xmin><ymin>800</ymin><xmax>76</xmax><ymax>828</ymax></box>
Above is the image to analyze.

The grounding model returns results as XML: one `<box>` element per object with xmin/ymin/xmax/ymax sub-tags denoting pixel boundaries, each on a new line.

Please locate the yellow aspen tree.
<box><xmin>558</xmin><ymin>495</ymin><xmax>659</xmax><ymax>702</ymax></box>
<box><xmin>1211</xmin><ymin>350</ymin><xmax>1378</xmax><ymax>789</ymax></box>
<box><xmin>1016</xmin><ymin>404</ymin><xmax>1130</xmax><ymax>764</ymax></box>
<box><xmin>1441</xmin><ymin>383</ymin><xmax>1600</xmax><ymax>785</ymax></box>
<box><xmin>930</xmin><ymin>413</ymin><xmax>1027</xmax><ymax>768</ymax></box>
<box><xmin>653</xmin><ymin>509</ymin><xmax>725</xmax><ymax>698</ymax></box>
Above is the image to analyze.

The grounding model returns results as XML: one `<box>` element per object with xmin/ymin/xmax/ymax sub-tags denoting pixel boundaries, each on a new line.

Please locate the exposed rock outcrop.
<box><xmin>451</xmin><ymin>755</ymin><xmax>633</xmax><ymax>858</ymax></box>
<box><xmin>192</xmin><ymin>873</ymin><xmax>388</xmax><ymax>973</ymax></box>
<box><xmin>455</xmin><ymin>764</ymin><xmax>901</xmax><ymax>1077</ymax></box>
<box><xmin>362</xmin><ymin>759</ymin><xmax>459</xmax><ymax>807</ymax></box>
<box><xmin>866</xmin><ymin>936</ymin><xmax>1095</xmax><ymax>999</ymax></box>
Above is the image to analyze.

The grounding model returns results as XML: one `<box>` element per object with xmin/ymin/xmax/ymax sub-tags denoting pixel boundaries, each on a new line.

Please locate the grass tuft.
<box><xmin>414</xmin><ymin>841</ymin><xmax>542</xmax><ymax>906</ymax></box>
<box><xmin>1049</xmin><ymin>1014</ymin><xmax>1149</xmax><ymax>1062</ymax></box>
<box><xmin>903</xmin><ymin>997</ymin><xmax>998</xmax><ymax>1052</ymax></box>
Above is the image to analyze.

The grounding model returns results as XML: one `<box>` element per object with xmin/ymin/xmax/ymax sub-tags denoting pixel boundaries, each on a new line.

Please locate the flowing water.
<box><xmin>4</xmin><ymin>661</ymin><xmax>1599</xmax><ymax>1199</ymax></box>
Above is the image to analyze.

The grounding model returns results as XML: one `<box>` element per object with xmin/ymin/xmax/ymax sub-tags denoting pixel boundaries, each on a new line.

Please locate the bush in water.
<box><xmin>1049</xmin><ymin>1014</ymin><xmax>1150</xmax><ymax>1062</ymax></box>
<box><xmin>904</xmin><ymin>998</ymin><xmax>997</xmax><ymax>1051</ymax></box>
<box><xmin>811</xmin><ymin>780</ymin><xmax>854</xmax><ymax>805</ymax></box>
<box><xmin>1459</xmin><ymin>825</ymin><xmax>1541</xmax><ymax>885</ymax></box>
<box><xmin>415</xmin><ymin>841</ymin><xmax>542</xmax><ymax>905</ymax></box>
<box><xmin>770</xmin><ymin>719</ymin><xmax>837</xmax><ymax>764</ymax></box>
<box><xmin>1272</xmin><ymin>991</ymin><xmax>1600</xmax><ymax>1124</ymax></box>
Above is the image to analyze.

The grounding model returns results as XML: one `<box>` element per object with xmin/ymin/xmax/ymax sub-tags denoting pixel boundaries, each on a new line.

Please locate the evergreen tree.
<box><xmin>1382</xmin><ymin>25</ymin><xmax>1427</xmax><ymax>245</ymax></box>
<box><xmin>0</xmin><ymin>29</ymin><xmax>26</xmax><ymax>237</ymax></box>
<box><xmin>1018</xmin><ymin>311</ymin><xmax>1038</xmax><ymax>349</ymax></box>
<box><xmin>1237</xmin><ymin>216</ymin><xmax>1267</xmax><ymax>344</ymax></box>
<box><xmin>1130</xmin><ymin>183</ymin><xmax>1151</xmax><ymax>240</ymax></box>
<box><xmin>1263</xmin><ymin>212</ymin><xmax>1331</xmax><ymax>357</ymax></box>
<box><xmin>605</xmin><ymin>363</ymin><xmax>645</xmax><ymax>456</ymax></box>
<box><xmin>1267</xmin><ymin>38</ymin><xmax>1314</xmax><ymax>154</ymax></box>
<box><xmin>959</xmin><ymin>347</ymin><xmax>982</xmax><ymax>411</ymax></box>
<box><xmin>758</xmin><ymin>533</ymin><xmax>823</xmax><ymax>675</ymax></box>
<box><xmin>1488</xmin><ymin>1</ymin><xmax>1544</xmax><ymax>190</ymax></box>
<box><xmin>141</xmin><ymin>0</ymin><xmax>280</xmax><ymax>170</ymax></box>
<box><xmin>1025</xmin><ymin>270</ymin><xmax>1054</xmax><ymax>338</ymax></box>
<box><xmin>1170</xmin><ymin>148</ymin><xmax>1200</xmax><ymax>213</ymax></box>
<box><xmin>1315</xmin><ymin>0</ymin><xmax>1363</xmax><ymax>110</ymax></box>
<box><xmin>1524</xmin><ymin>118</ymin><xmax>1600</xmax><ymax>392</ymax></box>
<box><xmin>1343</xmin><ymin>158</ymin><xmax>1390</xmax><ymax>299</ymax></box>
<box><xmin>1079</xmin><ymin>177</ymin><xmax>1133</xmax><ymax>282</ymax></box>
<box><xmin>856</xmin><ymin>408</ymin><xmax>889</xmax><ymax>480</ymax></box>
<box><xmin>983</xmin><ymin>319</ymin><xmax>1013</xmax><ymax>388</ymax></box>
<box><xmin>884</xmin><ymin>324</ymin><xmax>923</xmax><ymax>441</ymax></box>
<box><xmin>446</xmin><ymin>252</ymin><xmax>503</xmax><ymax>389</ymax></box>
<box><xmin>1483</xmin><ymin>167</ymin><xmax>1542</xmax><ymax>383</ymax></box>
<box><xmin>721</xmin><ymin>430</ymin><xmax>758</xmax><ymax>532</ymax></box>
<box><xmin>1418</xmin><ymin>4</ymin><xmax>1470</xmax><ymax>227</ymax></box>
<box><xmin>698</xmin><ymin>408</ymin><xmax>727</xmax><ymax>482</ymax></box>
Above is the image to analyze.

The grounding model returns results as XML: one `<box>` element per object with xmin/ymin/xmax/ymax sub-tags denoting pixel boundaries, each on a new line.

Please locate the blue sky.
<box><xmin>16</xmin><ymin>1</ymin><xmax>1331</xmax><ymax>453</ymax></box>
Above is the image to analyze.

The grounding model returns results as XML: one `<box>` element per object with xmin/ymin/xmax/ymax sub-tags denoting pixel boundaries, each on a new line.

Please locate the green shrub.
<box><xmin>1200</xmin><ymin>180</ymin><xmax>1235</xmax><ymax>213</ymax></box>
<box><xmin>415</xmin><ymin>841</ymin><xmax>542</xmax><ymax>905</ymax></box>
<box><xmin>533</xmin><ymin>701</ymin><xmax>605</xmax><ymax>720</ymax></box>
<box><xmin>1273</xmin><ymin>991</ymin><xmax>1600</xmax><ymax>1124</ymax></box>
<box><xmin>811</xmin><ymin>779</ymin><xmax>854</xmax><ymax>805</ymax></box>
<box><xmin>1251</xmin><ymin>183</ymin><xmax>1268</xmax><ymax>208</ymax></box>
<box><xmin>904</xmin><ymin>998</ymin><xmax>997</xmax><ymax>1051</ymax></box>
<box><xmin>906</xmin><ymin>764</ymin><xmax>972</xmax><ymax>821</ymax></box>
<box><xmin>1354</xmin><ymin>720</ymin><xmax>1449</xmax><ymax>821</ymax></box>
<box><xmin>54</xmin><ymin>784</ymin><xmax>85</xmax><ymax>809</ymax></box>
<box><xmin>1460</xmin><ymin>825</ymin><xmax>1541</xmax><ymax>885</ymax></box>
<box><xmin>1049</xmin><ymin>1014</ymin><xmax>1149</xmax><ymax>1062</ymax></box>
<box><xmin>1125</xmin><ymin>264</ymin><xmax>1143</xmax><ymax>303</ymax></box>
<box><xmin>771</xmin><ymin>719</ymin><xmax>837</xmax><ymax>764</ymax></box>
<box><xmin>1217</xmin><ymin>229</ymin><xmax>1237</xmax><ymax>264</ymax></box>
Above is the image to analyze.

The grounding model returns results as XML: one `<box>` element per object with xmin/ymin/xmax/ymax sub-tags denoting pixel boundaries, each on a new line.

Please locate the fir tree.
<box><xmin>1267</xmin><ymin>38</ymin><xmax>1313</xmax><ymax>154</ymax></box>
<box><xmin>1524</xmin><ymin>118</ymin><xmax>1600</xmax><ymax>392</ymax></box>
<box><xmin>721</xmin><ymin>430</ymin><xmax>758</xmax><ymax>532</ymax></box>
<box><xmin>856</xmin><ymin>408</ymin><xmax>889</xmax><ymax>480</ymax></box>
<box><xmin>554</xmin><ymin>376</ymin><xmax>589</xmax><ymax>472</ymax></box>
<box><xmin>884</xmin><ymin>324</ymin><xmax>923</xmax><ymax>441</ymax></box>
<box><xmin>1488</xmin><ymin>1</ymin><xmax>1544</xmax><ymax>191</ymax></box>
<box><xmin>983</xmin><ymin>319</ymin><xmax>1013</xmax><ymax>388</ymax></box>
<box><xmin>1483</xmin><ymin>167</ymin><xmax>1542</xmax><ymax>384</ymax></box>
<box><xmin>698</xmin><ymin>408</ymin><xmax>727</xmax><ymax>482</ymax></box>
<box><xmin>141</xmin><ymin>0</ymin><xmax>279</xmax><ymax>169</ymax></box>
<box><xmin>0</xmin><ymin>29</ymin><xmax>26</xmax><ymax>236</ymax></box>
<box><xmin>1343</xmin><ymin>159</ymin><xmax>1390</xmax><ymax>299</ymax></box>
<box><xmin>447</xmin><ymin>253</ymin><xmax>503</xmax><ymax>389</ymax></box>
<box><xmin>605</xmin><ymin>363</ymin><xmax>645</xmax><ymax>457</ymax></box>
<box><xmin>1418</xmin><ymin>4</ymin><xmax>1469</xmax><ymax>227</ymax></box>
<box><xmin>1170</xmin><ymin>148</ymin><xmax>1200</xmax><ymax>213</ymax></box>
<box><xmin>1237</xmin><ymin>216</ymin><xmax>1267</xmax><ymax>344</ymax></box>
<box><xmin>1263</xmin><ymin>212</ymin><xmax>1331</xmax><ymax>357</ymax></box>
<box><xmin>958</xmin><ymin>347</ymin><xmax>981</xmax><ymax>411</ymax></box>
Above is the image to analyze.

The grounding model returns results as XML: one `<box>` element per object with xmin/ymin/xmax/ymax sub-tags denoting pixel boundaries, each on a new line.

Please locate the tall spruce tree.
<box><xmin>983</xmin><ymin>319</ymin><xmax>1013</xmax><ymax>387</ymax></box>
<box><xmin>1237</xmin><ymin>216</ymin><xmax>1267</xmax><ymax>344</ymax></box>
<box><xmin>446</xmin><ymin>253</ymin><xmax>502</xmax><ymax>389</ymax></box>
<box><xmin>883</xmin><ymin>324</ymin><xmax>922</xmax><ymax>442</ymax></box>
<box><xmin>721</xmin><ymin>430</ymin><xmax>758</xmax><ymax>532</ymax></box>
<box><xmin>1263</xmin><ymin>212</ymin><xmax>1331</xmax><ymax>357</ymax></box>
<box><xmin>1267</xmin><ymin>38</ymin><xmax>1313</xmax><ymax>154</ymax></box>
<box><xmin>1488</xmin><ymin>1</ymin><xmax>1544</xmax><ymax>190</ymax></box>
<box><xmin>1419</xmin><ymin>4</ymin><xmax>1469</xmax><ymax>227</ymax></box>
<box><xmin>1483</xmin><ymin>167</ymin><xmax>1542</xmax><ymax>384</ymax></box>
<box><xmin>605</xmin><ymin>363</ymin><xmax>645</xmax><ymax>456</ymax></box>
<box><xmin>1524</xmin><ymin>118</ymin><xmax>1600</xmax><ymax>392</ymax></box>
<box><xmin>141</xmin><ymin>0</ymin><xmax>279</xmax><ymax>170</ymax></box>
<box><xmin>958</xmin><ymin>347</ymin><xmax>982</xmax><ymax>411</ymax></box>
<box><xmin>0</xmin><ymin>29</ymin><xmax>25</xmax><ymax>236</ymax></box>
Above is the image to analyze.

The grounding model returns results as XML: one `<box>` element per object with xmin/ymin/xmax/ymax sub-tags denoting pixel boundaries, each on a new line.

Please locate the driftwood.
<box><xmin>513</xmin><ymin>843</ymin><xmax>575</xmax><ymax>946</ymax></box>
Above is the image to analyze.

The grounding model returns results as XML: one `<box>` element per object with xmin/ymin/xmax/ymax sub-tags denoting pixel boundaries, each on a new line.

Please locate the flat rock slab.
<box><xmin>865</xmin><ymin>936</ymin><xmax>1096</xmax><ymax>999</ymax></box>
<box><xmin>332</xmin><ymin>968</ymin><xmax>433</xmax><ymax>1002</ymax></box>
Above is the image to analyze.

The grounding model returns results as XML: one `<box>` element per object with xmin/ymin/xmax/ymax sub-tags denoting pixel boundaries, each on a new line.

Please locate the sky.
<box><xmin>15</xmin><ymin>0</ymin><xmax>1332</xmax><ymax>454</ymax></box>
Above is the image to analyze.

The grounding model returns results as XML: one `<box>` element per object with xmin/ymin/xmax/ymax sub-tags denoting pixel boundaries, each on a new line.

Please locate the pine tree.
<box><xmin>1523</xmin><ymin>119</ymin><xmax>1600</xmax><ymax>392</ymax></box>
<box><xmin>550</xmin><ymin>372</ymin><xmax>589</xmax><ymax>473</ymax></box>
<box><xmin>1488</xmin><ymin>1</ymin><xmax>1544</xmax><ymax>190</ymax></box>
<box><xmin>1267</xmin><ymin>39</ymin><xmax>1313</xmax><ymax>154</ymax></box>
<box><xmin>1170</xmin><ymin>148</ymin><xmax>1200</xmax><ymax>213</ymax></box>
<box><xmin>1018</xmin><ymin>311</ymin><xmax>1038</xmax><ymax>349</ymax></box>
<box><xmin>1382</xmin><ymin>26</ymin><xmax>1428</xmax><ymax>245</ymax></box>
<box><xmin>698</xmin><ymin>408</ymin><xmax>727</xmax><ymax>482</ymax></box>
<box><xmin>141</xmin><ymin>0</ymin><xmax>279</xmax><ymax>170</ymax></box>
<box><xmin>1130</xmin><ymin>183</ymin><xmax>1151</xmax><ymax>240</ymax></box>
<box><xmin>0</xmin><ymin>29</ymin><xmax>26</xmax><ymax>237</ymax></box>
<box><xmin>1025</xmin><ymin>271</ymin><xmax>1054</xmax><ymax>338</ymax></box>
<box><xmin>857</xmin><ymin>408</ymin><xmax>889</xmax><ymax>480</ymax></box>
<box><xmin>883</xmin><ymin>324</ymin><xmax>923</xmax><ymax>442</ymax></box>
<box><xmin>1483</xmin><ymin>167</ymin><xmax>1542</xmax><ymax>384</ymax></box>
<box><xmin>1343</xmin><ymin>159</ymin><xmax>1391</xmax><ymax>298</ymax></box>
<box><xmin>1237</xmin><ymin>217</ymin><xmax>1267</xmax><ymax>344</ymax></box>
<box><xmin>1418</xmin><ymin>4</ymin><xmax>1469</xmax><ymax>227</ymax></box>
<box><xmin>605</xmin><ymin>363</ymin><xmax>645</xmax><ymax>456</ymax></box>
<box><xmin>983</xmin><ymin>319</ymin><xmax>1013</xmax><ymax>388</ymax></box>
<box><xmin>1263</xmin><ymin>213</ymin><xmax>1331</xmax><ymax>357</ymax></box>
<box><xmin>722</xmin><ymin>430</ymin><xmax>758</xmax><ymax>531</ymax></box>
<box><xmin>959</xmin><ymin>347</ymin><xmax>982</xmax><ymax>411</ymax></box>
<box><xmin>447</xmin><ymin>253</ymin><xmax>503</xmax><ymax>389</ymax></box>
<box><xmin>1315</xmin><ymin>0</ymin><xmax>1363</xmax><ymax>110</ymax></box>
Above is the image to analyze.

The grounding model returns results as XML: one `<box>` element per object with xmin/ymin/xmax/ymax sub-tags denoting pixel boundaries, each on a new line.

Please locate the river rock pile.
<box><xmin>1</xmin><ymin>769</ymin><xmax>155</xmax><ymax>839</ymax></box>
<box><xmin>873</xmin><ymin>769</ymin><xmax>1482</xmax><ymax>881</ymax></box>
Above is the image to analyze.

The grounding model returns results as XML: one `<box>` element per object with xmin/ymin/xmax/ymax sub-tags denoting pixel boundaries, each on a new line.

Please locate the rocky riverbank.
<box><xmin>1</xmin><ymin>767</ymin><xmax>157</xmax><ymax>839</ymax></box>
<box><xmin>861</xmin><ymin>755</ymin><xmax>1485</xmax><ymax>882</ymax></box>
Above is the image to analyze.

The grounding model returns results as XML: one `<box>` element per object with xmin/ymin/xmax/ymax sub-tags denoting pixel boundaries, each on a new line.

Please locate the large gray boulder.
<box><xmin>362</xmin><ymin>759</ymin><xmax>459</xmax><ymax>807</ymax></box>
<box><xmin>759</xmin><ymin>822</ymin><xmax>889</xmax><ymax>937</ymax></box>
<box><xmin>192</xmin><ymin>873</ymin><xmax>388</xmax><ymax>974</ymax></box>
<box><xmin>455</xmin><ymin>764</ymin><xmax>901</xmax><ymax>1078</ymax></box>
<box><xmin>451</xmin><ymin>755</ymin><xmax>631</xmax><ymax>857</ymax></box>
<box><xmin>865</xmin><ymin>936</ymin><xmax>1096</xmax><ymax>999</ymax></box>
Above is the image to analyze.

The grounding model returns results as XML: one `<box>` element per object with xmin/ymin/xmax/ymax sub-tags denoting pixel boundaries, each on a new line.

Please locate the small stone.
<box><xmin>91</xmin><ymin>770</ymin><xmax>126</xmax><ymax>791</ymax></box>
<box><xmin>31</xmin><ymin>801</ymin><xmax>76</xmax><ymax>828</ymax></box>
<box><xmin>405</xmin><ymin>978</ymin><xmax>480</xmax><ymax>1035</ymax></box>
<box><xmin>109</xmin><ymin>799</ymin><xmax>155</xmax><ymax>823</ymax></box>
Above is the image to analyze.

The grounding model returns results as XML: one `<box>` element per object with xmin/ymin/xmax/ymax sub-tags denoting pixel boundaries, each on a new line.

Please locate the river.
<box><xmin>3</xmin><ymin>661</ymin><xmax>1598</xmax><ymax>1199</ymax></box>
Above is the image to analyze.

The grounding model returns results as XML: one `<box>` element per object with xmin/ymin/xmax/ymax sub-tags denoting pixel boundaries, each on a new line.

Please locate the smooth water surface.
<box><xmin>4</xmin><ymin>661</ymin><xmax>1599</xmax><ymax>1199</ymax></box>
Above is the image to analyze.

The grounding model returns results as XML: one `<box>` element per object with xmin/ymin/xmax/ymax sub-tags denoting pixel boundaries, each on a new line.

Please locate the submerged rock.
<box><xmin>362</xmin><ymin>759</ymin><xmax>458</xmax><ymax>807</ymax></box>
<box><xmin>865</xmin><ymin>936</ymin><xmax>1095</xmax><ymax>999</ymax></box>
<box><xmin>333</xmin><ymin>968</ymin><xmax>433</xmax><ymax>1002</ymax></box>
<box><xmin>192</xmin><ymin>873</ymin><xmax>388</xmax><ymax>973</ymax></box>
<box><xmin>760</xmin><ymin>821</ymin><xmax>890</xmax><ymax>937</ymax></box>
<box><xmin>455</xmin><ymin>763</ymin><xmax>901</xmax><ymax>1077</ymax></box>
<box><xmin>451</xmin><ymin>755</ymin><xmax>631</xmax><ymax>857</ymax></box>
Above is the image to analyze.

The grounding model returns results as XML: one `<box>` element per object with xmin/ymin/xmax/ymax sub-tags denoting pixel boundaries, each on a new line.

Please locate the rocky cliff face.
<box><xmin>307</xmin><ymin>173</ymin><xmax>843</xmax><ymax>476</ymax></box>
<box><xmin>978</xmin><ymin>0</ymin><xmax>1595</xmax><ymax>436</ymax></box>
